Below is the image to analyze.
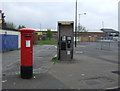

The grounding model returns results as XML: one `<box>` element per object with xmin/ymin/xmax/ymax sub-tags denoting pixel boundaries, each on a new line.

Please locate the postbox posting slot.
<box><xmin>61</xmin><ymin>36</ymin><xmax>66</xmax><ymax>50</ymax></box>
<box><xmin>25</xmin><ymin>36</ymin><xmax>31</xmax><ymax>37</ymax></box>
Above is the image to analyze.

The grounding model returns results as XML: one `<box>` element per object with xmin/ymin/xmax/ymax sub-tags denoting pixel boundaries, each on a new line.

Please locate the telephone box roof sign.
<box><xmin>58</xmin><ymin>21</ymin><xmax>74</xmax><ymax>25</ymax></box>
<box><xmin>19</xmin><ymin>28</ymin><xmax>35</xmax><ymax>32</ymax></box>
<box><xmin>58</xmin><ymin>21</ymin><xmax>74</xmax><ymax>23</ymax></box>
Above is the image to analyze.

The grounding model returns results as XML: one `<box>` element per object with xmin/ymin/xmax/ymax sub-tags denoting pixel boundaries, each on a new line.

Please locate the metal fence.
<box><xmin>96</xmin><ymin>41</ymin><xmax>118</xmax><ymax>51</ymax></box>
<box><xmin>77</xmin><ymin>41</ymin><xmax>118</xmax><ymax>51</ymax></box>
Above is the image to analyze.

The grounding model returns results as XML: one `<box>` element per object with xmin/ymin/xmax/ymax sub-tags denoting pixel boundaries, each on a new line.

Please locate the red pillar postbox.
<box><xmin>19</xmin><ymin>28</ymin><xmax>35</xmax><ymax>79</ymax></box>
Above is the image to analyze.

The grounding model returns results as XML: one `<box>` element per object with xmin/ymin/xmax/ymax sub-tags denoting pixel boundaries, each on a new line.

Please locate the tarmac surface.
<box><xmin>2</xmin><ymin>42</ymin><xmax>119</xmax><ymax>90</ymax></box>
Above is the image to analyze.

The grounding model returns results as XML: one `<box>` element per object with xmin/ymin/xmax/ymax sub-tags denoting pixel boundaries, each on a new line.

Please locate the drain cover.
<box><xmin>111</xmin><ymin>71</ymin><xmax>120</xmax><ymax>75</ymax></box>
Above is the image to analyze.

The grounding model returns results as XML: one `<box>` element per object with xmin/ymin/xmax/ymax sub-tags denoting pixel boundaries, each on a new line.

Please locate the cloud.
<box><xmin>1</xmin><ymin>0</ymin><xmax>119</xmax><ymax>30</ymax></box>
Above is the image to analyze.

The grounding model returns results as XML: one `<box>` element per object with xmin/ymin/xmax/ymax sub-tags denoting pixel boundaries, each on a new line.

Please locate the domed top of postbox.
<box><xmin>18</xmin><ymin>28</ymin><xmax>35</xmax><ymax>32</ymax></box>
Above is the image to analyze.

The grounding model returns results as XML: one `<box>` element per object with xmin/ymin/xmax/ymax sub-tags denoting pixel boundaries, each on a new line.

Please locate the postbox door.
<box><xmin>21</xmin><ymin>35</ymin><xmax>33</xmax><ymax>66</ymax></box>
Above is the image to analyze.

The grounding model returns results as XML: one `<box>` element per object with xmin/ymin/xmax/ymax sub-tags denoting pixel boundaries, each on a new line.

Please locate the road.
<box><xmin>2</xmin><ymin>42</ymin><xmax>119</xmax><ymax>90</ymax></box>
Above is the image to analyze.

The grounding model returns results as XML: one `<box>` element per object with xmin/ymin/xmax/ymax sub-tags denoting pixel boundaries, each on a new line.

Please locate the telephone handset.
<box><xmin>67</xmin><ymin>36</ymin><xmax>72</xmax><ymax>48</ymax></box>
<box><xmin>61</xmin><ymin>36</ymin><xmax>66</xmax><ymax>50</ymax></box>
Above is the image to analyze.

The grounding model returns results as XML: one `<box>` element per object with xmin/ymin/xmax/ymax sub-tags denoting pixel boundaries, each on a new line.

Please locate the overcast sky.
<box><xmin>1</xmin><ymin>0</ymin><xmax>119</xmax><ymax>30</ymax></box>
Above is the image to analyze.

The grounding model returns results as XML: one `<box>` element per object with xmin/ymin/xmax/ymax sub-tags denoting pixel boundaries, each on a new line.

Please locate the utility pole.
<box><xmin>79</xmin><ymin>13</ymin><xmax>86</xmax><ymax>32</ymax></box>
<box><xmin>75</xmin><ymin>0</ymin><xmax>77</xmax><ymax>47</ymax></box>
<box><xmin>78</xmin><ymin>13</ymin><xmax>86</xmax><ymax>42</ymax></box>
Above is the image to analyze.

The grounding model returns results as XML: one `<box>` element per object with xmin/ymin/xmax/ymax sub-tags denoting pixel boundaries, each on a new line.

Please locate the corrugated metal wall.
<box><xmin>0</xmin><ymin>29</ymin><xmax>20</xmax><ymax>51</ymax></box>
<box><xmin>2</xmin><ymin>34</ymin><xmax>18</xmax><ymax>51</ymax></box>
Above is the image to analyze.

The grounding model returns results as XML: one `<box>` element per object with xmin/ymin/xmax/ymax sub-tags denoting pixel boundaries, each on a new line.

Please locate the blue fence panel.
<box><xmin>1</xmin><ymin>34</ymin><xmax>18</xmax><ymax>51</ymax></box>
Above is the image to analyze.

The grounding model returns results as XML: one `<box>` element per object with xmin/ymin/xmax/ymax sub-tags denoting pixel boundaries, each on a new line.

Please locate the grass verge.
<box><xmin>2</xmin><ymin>48</ymin><xmax>20</xmax><ymax>53</ymax></box>
<box><xmin>50</xmin><ymin>57</ymin><xmax>58</xmax><ymax>64</ymax></box>
<box><xmin>38</xmin><ymin>40</ymin><xmax>57</xmax><ymax>45</ymax></box>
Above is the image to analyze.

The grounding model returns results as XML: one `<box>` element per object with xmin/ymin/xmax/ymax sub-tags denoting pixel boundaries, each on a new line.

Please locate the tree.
<box><xmin>21</xmin><ymin>25</ymin><xmax>26</xmax><ymax>28</ymax></box>
<box><xmin>18</xmin><ymin>25</ymin><xmax>21</xmax><ymax>29</ymax></box>
<box><xmin>46</xmin><ymin>29</ymin><xmax>53</xmax><ymax>40</ymax></box>
<box><xmin>78</xmin><ymin>25</ymin><xmax>88</xmax><ymax>32</ymax></box>
<box><xmin>18</xmin><ymin>25</ymin><xmax>26</xmax><ymax>29</ymax></box>
<box><xmin>6</xmin><ymin>22</ymin><xmax>16</xmax><ymax>29</ymax></box>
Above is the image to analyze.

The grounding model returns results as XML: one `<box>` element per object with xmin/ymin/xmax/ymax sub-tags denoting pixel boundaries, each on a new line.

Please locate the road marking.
<box><xmin>81</xmin><ymin>74</ymin><xmax>85</xmax><ymax>76</ymax></box>
<box><xmin>33</xmin><ymin>68</ymin><xmax>42</xmax><ymax>71</ymax></box>
<box><xmin>2</xmin><ymin>80</ymin><xmax>7</xmax><ymax>83</ymax></box>
<box><xmin>106</xmin><ymin>86</ymin><xmax>119</xmax><ymax>90</ymax></box>
<box><xmin>54</xmin><ymin>46</ymin><xmax>57</xmax><ymax>49</ymax></box>
<box><xmin>77</xmin><ymin>45</ymin><xmax>86</xmax><ymax>47</ymax></box>
<box><xmin>7</xmin><ymin>60</ymin><xmax>19</xmax><ymax>67</ymax></box>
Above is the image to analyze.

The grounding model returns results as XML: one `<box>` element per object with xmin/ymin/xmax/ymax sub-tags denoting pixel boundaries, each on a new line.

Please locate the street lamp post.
<box><xmin>78</xmin><ymin>13</ymin><xmax>86</xmax><ymax>42</ymax></box>
<box><xmin>75</xmin><ymin>0</ymin><xmax>77</xmax><ymax>47</ymax></box>
<box><xmin>78</xmin><ymin>13</ymin><xmax>86</xmax><ymax>31</ymax></box>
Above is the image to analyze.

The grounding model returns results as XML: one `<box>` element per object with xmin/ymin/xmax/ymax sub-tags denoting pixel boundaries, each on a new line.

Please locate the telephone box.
<box><xmin>19</xmin><ymin>28</ymin><xmax>35</xmax><ymax>79</ymax></box>
<box><xmin>57</xmin><ymin>21</ymin><xmax>74</xmax><ymax>61</ymax></box>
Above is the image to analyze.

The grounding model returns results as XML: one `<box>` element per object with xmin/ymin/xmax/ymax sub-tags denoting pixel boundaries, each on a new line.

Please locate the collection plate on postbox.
<box><xmin>26</xmin><ymin>40</ymin><xmax>30</xmax><ymax>47</ymax></box>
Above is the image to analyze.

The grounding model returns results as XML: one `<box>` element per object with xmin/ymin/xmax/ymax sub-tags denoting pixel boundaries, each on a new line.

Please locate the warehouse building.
<box><xmin>35</xmin><ymin>29</ymin><xmax>106</xmax><ymax>42</ymax></box>
<box><xmin>35</xmin><ymin>29</ymin><xmax>57</xmax><ymax>40</ymax></box>
<box><xmin>35</xmin><ymin>28</ymin><xmax>119</xmax><ymax>42</ymax></box>
<box><xmin>101</xmin><ymin>28</ymin><xmax>119</xmax><ymax>41</ymax></box>
<box><xmin>76</xmin><ymin>29</ymin><xmax>106</xmax><ymax>42</ymax></box>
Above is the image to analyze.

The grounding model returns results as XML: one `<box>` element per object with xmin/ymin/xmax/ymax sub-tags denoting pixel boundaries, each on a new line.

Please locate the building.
<box><xmin>34</xmin><ymin>28</ymin><xmax>119</xmax><ymax>42</ymax></box>
<box><xmin>35</xmin><ymin>29</ymin><xmax>106</xmax><ymax>42</ymax></box>
<box><xmin>101</xmin><ymin>28</ymin><xmax>119</xmax><ymax>41</ymax></box>
<box><xmin>35</xmin><ymin>29</ymin><xmax>58</xmax><ymax>40</ymax></box>
<box><xmin>76</xmin><ymin>29</ymin><xmax>106</xmax><ymax>42</ymax></box>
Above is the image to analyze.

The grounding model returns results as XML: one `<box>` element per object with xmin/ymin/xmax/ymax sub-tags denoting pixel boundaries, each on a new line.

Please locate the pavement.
<box><xmin>49</xmin><ymin>42</ymin><xmax>119</xmax><ymax>89</ymax></box>
<box><xmin>2</xmin><ymin>42</ymin><xmax>119</xmax><ymax>90</ymax></box>
<box><xmin>2</xmin><ymin>45</ymin><xmax>69</xmax><ymax>89</ymax></box>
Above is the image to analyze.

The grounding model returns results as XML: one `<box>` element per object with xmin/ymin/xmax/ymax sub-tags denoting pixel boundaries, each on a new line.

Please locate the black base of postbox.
<box><xmin>21</xmin><ymin>66</ymin><xmax>33</xmax><ymax>79</ymax></box>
